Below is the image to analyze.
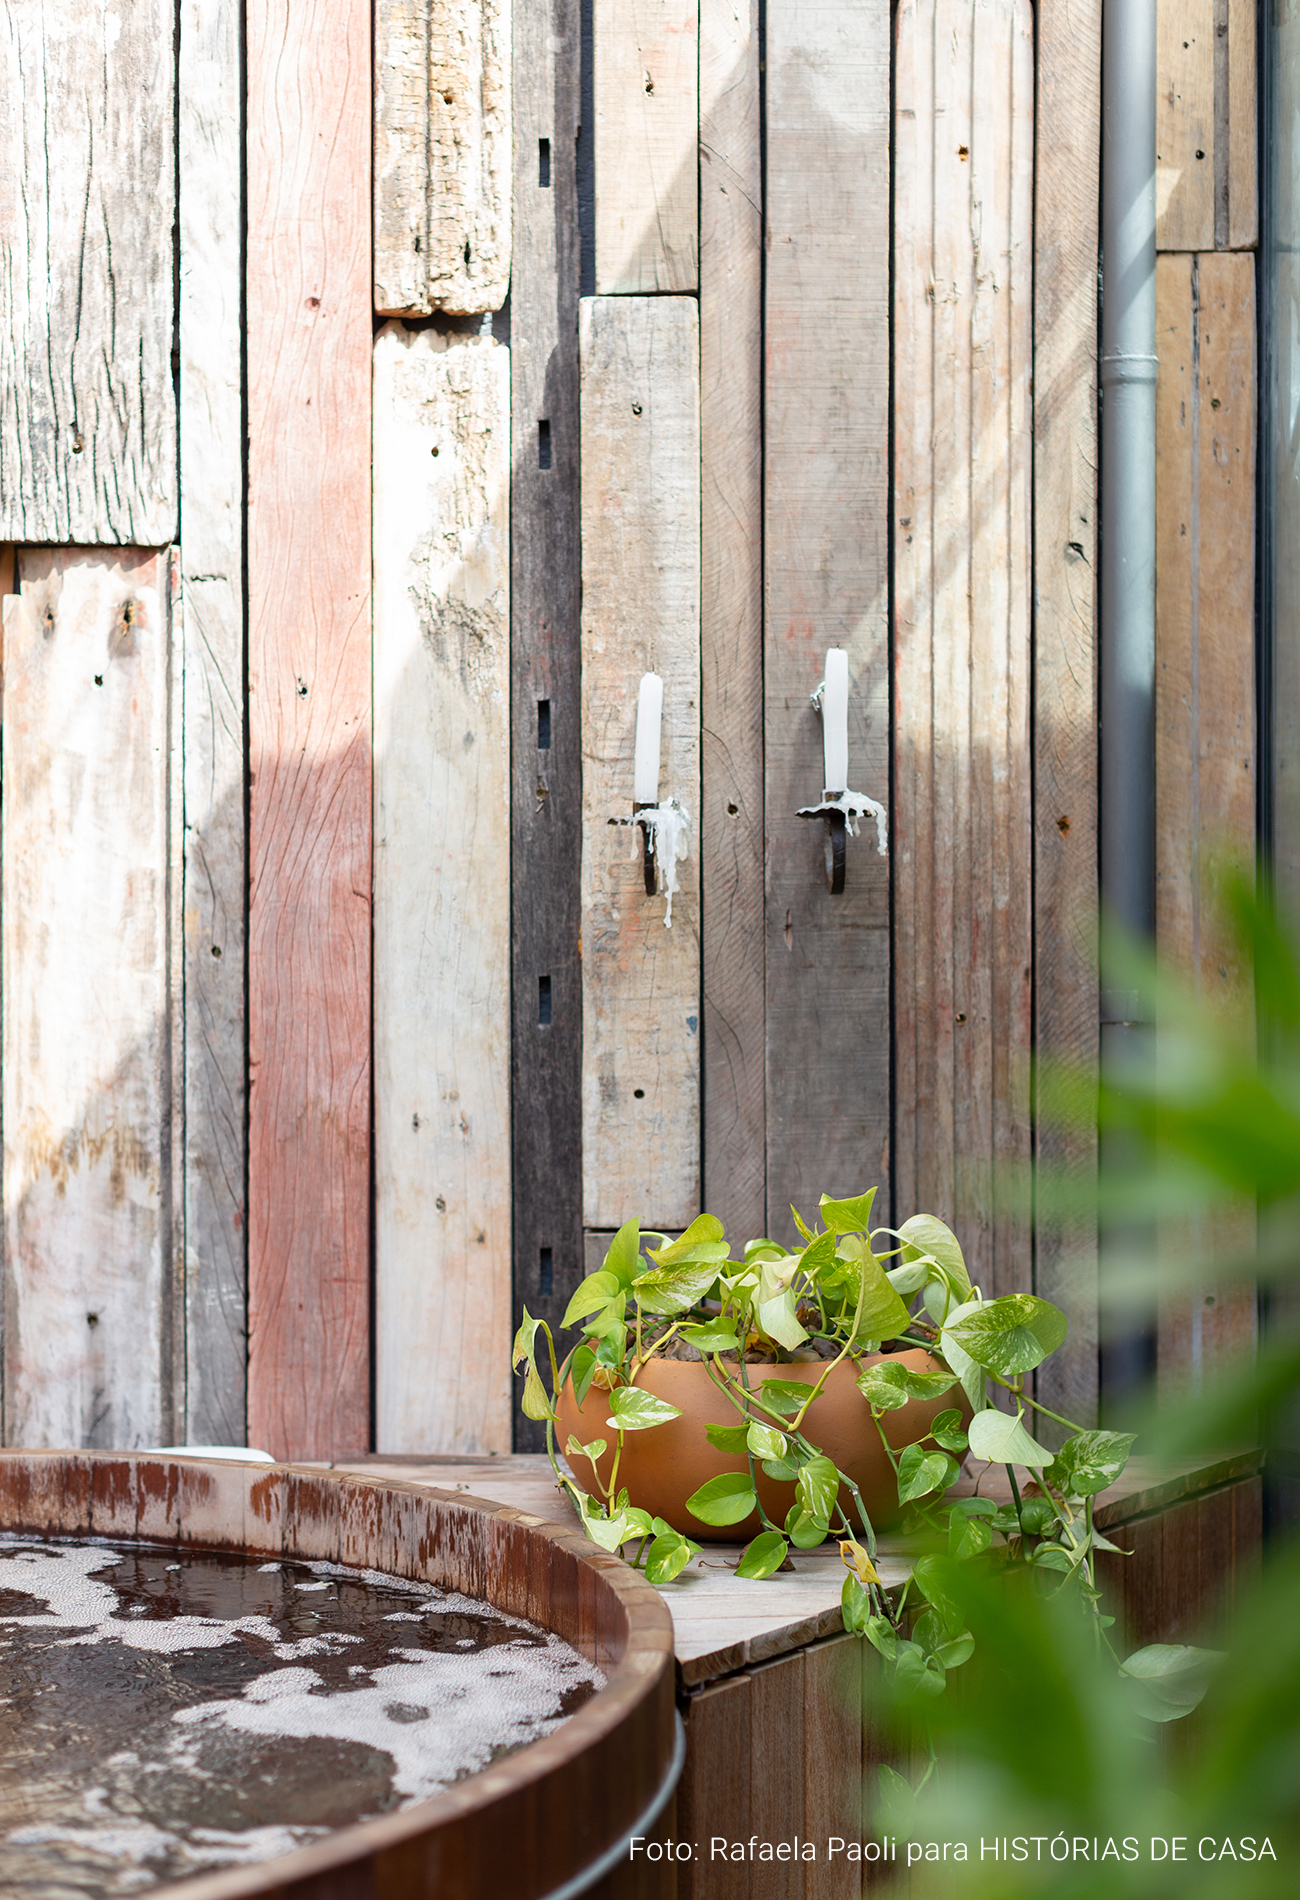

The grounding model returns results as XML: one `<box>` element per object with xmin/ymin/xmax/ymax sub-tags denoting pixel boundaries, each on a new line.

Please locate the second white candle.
<box><xmin>634</xmin><ymin>671</ymin><xmax>664</xmax><ymax>804</ymax></box>
<box><xmin>822</xmin><ymin>647</ymin><xmax>849</xmax><ymax>792</ymax></box>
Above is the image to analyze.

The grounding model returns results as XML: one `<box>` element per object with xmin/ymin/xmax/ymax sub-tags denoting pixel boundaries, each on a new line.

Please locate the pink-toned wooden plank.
<box><xmin>246</xmin><ymin>0</ymin><xmax>373</xmax><ymax>1460</ymax></box>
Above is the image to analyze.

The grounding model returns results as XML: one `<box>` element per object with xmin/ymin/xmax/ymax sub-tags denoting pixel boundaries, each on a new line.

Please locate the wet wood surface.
<box><xmin>0</xmin><ymin>1</ymin><xmax>177</xmax><ymax>541</ymax></box>
<box><xmin>892</xmin><ymin>0</ymin><xmax>1034</xmax><ymax>1297</ymax></box>
<box><xmin>373</xmin><ymin>325</ymin><xmax>513</xmax><ymax>1455</ymax></box>
<box><xmin>246</xmin><ymin>0</ymin><xmax>373</xmax><ymax>1462</ymax></box>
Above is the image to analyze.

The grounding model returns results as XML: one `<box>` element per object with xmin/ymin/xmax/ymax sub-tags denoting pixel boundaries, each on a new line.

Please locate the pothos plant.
<box><xmin>513</xmin><ymin>1187</ymin><xmax>1178</xmax><ymax>1714</ymax></box>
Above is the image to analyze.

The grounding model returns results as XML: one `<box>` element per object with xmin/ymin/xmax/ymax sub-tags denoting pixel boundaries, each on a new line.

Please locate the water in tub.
<box><xmin>0</xmin><ymin>1534</ymin><xmax>604</xmax><ymax>1894</ymax></box>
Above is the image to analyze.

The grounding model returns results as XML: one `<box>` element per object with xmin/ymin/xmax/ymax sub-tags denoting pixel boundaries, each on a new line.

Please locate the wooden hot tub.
<box><xmin>0</xmin><ymin>1451</ymin><xmax>679</xmax><ymax>1900</ymax></box>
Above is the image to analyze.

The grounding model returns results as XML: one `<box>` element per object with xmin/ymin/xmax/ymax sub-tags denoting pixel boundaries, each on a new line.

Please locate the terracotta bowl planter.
<box><xmin>556</xmin><ymin>1348</ymin><xmax>966</xmax><ymax>1542</ymax></box>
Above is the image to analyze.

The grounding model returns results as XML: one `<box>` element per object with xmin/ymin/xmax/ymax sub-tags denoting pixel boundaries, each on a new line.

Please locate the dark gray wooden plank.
<box><xmin>764</xmin><ymin>1</ymin><xmax>891</xmax><ymax>1241</ymax></box>
<box><xmin>511</xmin><ymin>0</ymin><xmax>584</xmax><ymax>1449</ymax></box>
<box><xmin>0</xmin><ymin>2</ymin><xmax>177</xmax><ymax>542</ymax></box>
<box><xmin>701</xmin><ymin>0</ymin><xmax>765</xmax><ymax>1245</ymax></box>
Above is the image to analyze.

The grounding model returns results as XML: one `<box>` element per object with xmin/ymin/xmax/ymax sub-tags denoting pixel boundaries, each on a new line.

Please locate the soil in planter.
<box><xmin>0</xmin><ymin>1533</ymin><xmax>603</xmax><ymax>1898</ymax></box>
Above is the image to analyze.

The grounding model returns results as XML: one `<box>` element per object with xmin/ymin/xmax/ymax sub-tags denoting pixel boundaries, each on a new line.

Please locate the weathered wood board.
<box><xmin>580</xmin><ymin>295</ymin><xmax>701</xmax><ymax>1233</ymax></box>
<box><xmin>1155</xmin><ymin>0</ymin><xmax>1256</xmax><ymax>253</ymax></box>
<box><xmin>375</xmin><ymin>0</ymin><xmax>511</xmax><ymax>314</ymax></box>
<box><xmin>3</xmin><ymin>551</ymin><xmax>176</xmax><ymax>1450</ymax></box>
<box><xmin>700</xmin><ymin>0</ymin><xmax>764</xmax><ymax>1246</ymax></box>
<box><xmin>179</xmin><ymin>0</ymin><xmax>248</xmax><ymax>1445</ymax></box>
<box><xmin>0</xmin><ymin>1</ymin><xmax>177</xmax><ymax>542</ymax></box>
<box><xmin>593</xmin><ymin>0</ymin><xmax>699</xmax><ymax>293</ymax></box>
<box><xmin>764</xmin><ymin>1</ymin><xmax>890</xmax><ymax>1242</ymax></box>
<box><xmin>1154</xmin><ymin>251</ymin><xmax>1257</xmax><ymax>1396</ymax></box>
<box><xmin>510</xmin><ymin>0</ymin><xmax>584</xmax><ymax>1449</ymax></box>
<box><xmin>1032</xmin><ymin>0</ymin><xmax>1102</xmax><ymax>1427</ymax></box>
<box><xmin>246</xmin><ymin>0</ymin><xmax>372</xmax><ymax>1463</ymax></box>
<box><xmin>374</xmin><ymin>324</ymin><xmax>512</xmax><ymax>1455</ymax></box>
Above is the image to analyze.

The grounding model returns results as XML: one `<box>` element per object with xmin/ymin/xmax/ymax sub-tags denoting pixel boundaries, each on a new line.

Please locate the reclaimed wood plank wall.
<box><xmin>0</xmin><ymin>1</ymin><xmax>1259</xmax><ymax>1454</ymax></box>
<box><xmin>1153</xmin><ymin>0</ymin><xmax>1258</xmax><ymax>1402</ymax></box>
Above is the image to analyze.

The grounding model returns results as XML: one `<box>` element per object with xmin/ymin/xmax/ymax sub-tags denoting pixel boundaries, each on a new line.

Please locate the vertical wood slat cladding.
<box><xmin>1154</xmin><ymin>252</ymin><xmax>1258</xmax><ymax>1398</ymax></box>
<box><xmin>580</xmin><ymin>296</ymin><xmax>702</xmax><ymax>1233</ymax></box>
<box><xmin>892</xmin><ymin>0</ymin><xmax>1034</xmax><ymax>1291</ymax></box>
<box><xmin>1155</xmin><ymin>0</ymin><xmax>1256</xmax><ymax>253</ymax></box>
<box><xmin>374</xmin><ymin>325</ymin><xmax>512</xmax><ymax>1454</ymax></box>
<box><xmin>510</xmin><ymin>0</ymin><xmax>584</xmax><ymax>1449</ymax></box>
<box><xmin>374</xmin><ymin>0</ymin><xmax>512</xmax><ymax>315</ymax></box>
<box><xmin>593</xmin><ymin>0</ymin><xmax>699</xmax><ymax>293</ymax></box>
<box><xmin>1032</xmin><ymin>0</ymin><xmax>1102</xmax><ymax>1427</ymax></box>
<box><xmin>764</xmin><ymin>0</ymin><xmax>891</xmax><ymax>1242</ymax></box>
<box><xmin>0</xmin><ymin>2</ymin><xmax>177</xmax><ymax>542</ymax></box>
<box><xmin>700</xmin><ymin>0</ymin><xmax>765</xmax><ymax>1246</ymax></box>
<box><xmin>246</xmin><ymin>0</ymin><xmax>372</xmax><ymax>1462</ymax></box>
<box><xmin>3</xmin><ymin>551</ymin><xmax>176</xmax><ymax>1449</ymax></box>
<box><xmin>179</xmin><ymin>0</ymin><xmax>248</xmax><ymax>1444</ymax></box>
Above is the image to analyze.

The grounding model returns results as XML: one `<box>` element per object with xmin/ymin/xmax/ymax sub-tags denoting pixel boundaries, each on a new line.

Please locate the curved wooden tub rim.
<box><xmin>0</xmin><ymin>1453</ymin><xmax>678</xmax><ymax>1900</ymax></box>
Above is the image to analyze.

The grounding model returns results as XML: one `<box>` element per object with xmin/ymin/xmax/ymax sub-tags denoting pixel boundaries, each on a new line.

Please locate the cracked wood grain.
<box><xmin>247</xmin><ymin>0</ymin><xmax>372</xmax><ymax>1462</ymax></box>
<box><xmin>893</xmin><ymin>0</ymin><xmax>1034</xmax><ymax>1296</ymax></box>
<box><xmin>3</xmin><ymin>551</ymin><xmax>176</xmax><ymax>1450</ymax></box>
<box><xmin>180</xmin><ymin>0</ymin><xmax>247</xmax><ymax>1445</ymax></box>
<box><xmin>375</xmin><ymin>0</ymin><xmax>512</xmax><ymax>314</ymax></box>
<box><xmin>764</xmin><ymin>0</ymin><xmax>890</xmax><ymax>1240</ymax></box>
<box><xmin>580</xmin><ymin>296</ymin><xmax>701</xmax><ymax>1231</ymax></box>
<box><xmin>594</xmin><ymin>0</ymin><xmax>698</xmax><ymax>293</ymax></box>
<box><xmin>0</xmin><ymin>1</ymin><xmax>177</xmax><ymax>541</ymax></box>
<box><xmin>374</xmin><ymin>324</ymin><xmax>512</xmax><ymax>1454</ymax></box>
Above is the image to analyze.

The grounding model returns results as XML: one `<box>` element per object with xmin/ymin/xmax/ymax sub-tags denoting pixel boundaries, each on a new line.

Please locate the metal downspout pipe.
<box><xmin>1098</xmin><ymin>0</ymin><xmax>1158</xmax><ymax>1410</ymax></box>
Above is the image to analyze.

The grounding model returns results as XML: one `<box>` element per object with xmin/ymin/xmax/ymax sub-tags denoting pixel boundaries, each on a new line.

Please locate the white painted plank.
<box><xmin>374</xmin><ymin>323</ymin><xmax>513</xmax><ymax>1453</ymax></box>
<box><xmin>3</xmin><ymin>551</ymin><xmax>175</xmax><ymax>1449</ymax></box>
<box><xmin>179</xmin><ymin>0</ymin><xmax>248</xmax><ymax>1445</ymax></box>
<box><xmin>0</xmin><ymin>3</ymin><xmax>177</xmax><ymax>542</ymax></box>
<box><xmin>375</xmin><ymin>0</ymin><xmax>512</xmax><ymax>314</ymax></box>
<box><xmin>580</xmin><ymin>295</ymin><xmax>701</xmax><ymax>1231</ymax></box>
<box><xmin>893</xmin><ymin>0</ymin><xmax>1034</xmax><ymax>1293</ymax></box>
<box><xmin>594</xmin><ymin>0</ymin><xmax>699</xmax><ymax>293</ymax></box>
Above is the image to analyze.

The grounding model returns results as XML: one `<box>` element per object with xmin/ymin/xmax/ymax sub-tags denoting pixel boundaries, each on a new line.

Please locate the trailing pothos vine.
<box><xmin>513</xmin><ymin>1187</ymin><xmax>1212</xmax><ymax>1734</ymax></box>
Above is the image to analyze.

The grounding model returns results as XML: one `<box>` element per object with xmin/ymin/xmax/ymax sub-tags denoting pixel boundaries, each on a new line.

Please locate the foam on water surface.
<box><xmin>0</xmin><ymin>1533</ymin><xmax>603</xmax><ymax>1896</ymax></box>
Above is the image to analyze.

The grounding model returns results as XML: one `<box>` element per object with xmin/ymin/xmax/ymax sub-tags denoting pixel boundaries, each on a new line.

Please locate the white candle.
<box><xmin>822</xmin><ymin>648</ymin><xmax>849</xmax><ymax>792</ymax></box>
<box><xmin>633</xmin><ymin>671</ymin><xmax>663</xmax><ymax>804</ymax></box>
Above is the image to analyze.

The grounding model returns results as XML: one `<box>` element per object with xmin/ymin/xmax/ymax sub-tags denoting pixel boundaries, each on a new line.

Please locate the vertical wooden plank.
<box><xmin>510</xmin><ymin>0</ymin><xmax>584</xmax><ymax>1449</ymax></box>
<box><xmin>374</xmin><ymin>0</ymin><xmax>512</xmax><ymax>315</ymax></box>
<box><xmin>0</xmin><ymin>3</ymin><xmax>177</xmax><ymax>542</ymax></box>
<box><xmin>374</xmin><ymin>324</ymin><xmax>512</xmax><ymax>1454</ymax></box>
<box><xmin>580</xmin><ymin>295</ymin><xmax>702</xmax><ymax>1232</ymax></box>
<box><xmin>678</xmin><ymin>1675</ymin><xmax>752</xmax><ymax>1899</ymax></box>
<box><xmin>893</xmin><ymin>0</ymin><xmax>1034</xmax><ymax>1290</ymax></box>
<box><xmin>246</xmin><ymin>0</ymin><xmax>372</xmax><ymax>1462</ymax></box>
<box><xmin>1033</xmin><ymin>0</ymin><xmax>1102</xmax><ymax>1427</ymax></box>
<box><xmin>1226</xmin><ymin>0</ymin><xmax>1257</xmax><ymax>251</ymax></box>
<box><xmin>804</xmin><ymin>1637</ymin><xmax>863</xmax><ymax>1898</ymax></box>
<box><xmin>700</xmin><ymin>0</ymin><xmax>764</xmax><ymax>1245</ymax></box>
<box><xmin>747</xmin><ymin>1654</ymin><xmax>805</xmax><ymax>1900</ymax></box>
<box><xmin>1156</xmin><ymin>0</ymin><xmax>1216</xmax><ymax>252</ymax></box>
<box><xmin>593</xmin><ymin>0</ymin><xmax>699</xmax><ymax>294</ymax></box>
<box><xmin>764</xmin><ymin>1</ymin><xmax>890</xmax><ymax>1238</ymax></box>
<box><xmin>1154</xmin><ymin>252</ymin><xmax>1257</xmax><ymax>1399</ymax></box>
<box><xmin>3</xmin><ymin>551</ymin><xmax>175</xmax><ymax>1449</ymax></box>
<box><xmin>179</xmin><ymin>0</ymin><xmax>248</xmax><ymax>1445</ymax></box>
